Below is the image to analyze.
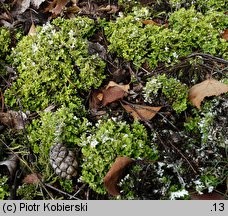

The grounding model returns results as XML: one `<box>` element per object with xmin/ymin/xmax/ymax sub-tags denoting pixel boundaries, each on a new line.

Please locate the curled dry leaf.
<box><xmin>12</xmin><ymin>0</ymin><xmax>45</xmax><ymax>15</ymax></box>
<box><xmin>12</xmin><ymin>0</ymin><xmax>30</xmax><ymax>15</ymax></box>
<box><xmin>104</xmin><ymin>157</ymin><xmax>134</xmax><ymax>196</ymax></box>
<box><xmin>49</xmin><ymin>0</ymin><xmax>69</xmax><ymax>15</ymax></box>
<box><xmin>97</xmin><ymin>5</ymin><xmax>119</xmax><ymax>14</ymax></box>
<box><xmin>23</xmin><ymin>173</ymin><xmax>42</xmax><ymax>184</ymax></box>
<box><xmin>102</xmin><ymin>87</ymin><xmax>126</xmax><ymax>106</ymax></box>
<box><xmin>191</xmin><ymin>191</ymin><xmax>225</xmax><ymax>200</ymax></box>
<box><xmin>101</xmin><ymin>81</ymin><xmax>129</xmax><ymax>106</ymax></box>
<box><xmin>0</xmin><ymin>155</ymin><xmax>18</xmax><ymax>176</ymax></box>
<box><xmin>142</xmin><ymin>20</ymin><xmax>161</xmax><ymax>26</ymax></box>
<box><xmin>31</xmin><ymin>0</ymin><xmax>45</xmax><ymax>9</ymax></box>
<box><xmin>89</xmin><ymin>91</ymin><xmax>106</xmax><ymax>118</ymax></box>
<box><xmin>28</xmin><ymin>22</ymin><xmax>36</xmax><ymax>36</ymax></box>
<box><xmin>221</xmin><ymin>29</ymin><xmax>228</xmax><ymax>41</ymax></box>
<box><xmin>188</xmin><ymin>79</ymin><xmax>228</xmax><ymax>109</ymax></box>
<box><xmin>122</xmin><ymin>103</ymin><xmax>162</xmax><ymax>121</ymax></box>
<box><xmin>0</xmin><ymin>110</ymin><xmax>27</xmax><ymax>129</ymax></box>
<box><xmin>106</xmin><ymin>81</ymin><xmax>129</xmax><ymax>93</ymax></box>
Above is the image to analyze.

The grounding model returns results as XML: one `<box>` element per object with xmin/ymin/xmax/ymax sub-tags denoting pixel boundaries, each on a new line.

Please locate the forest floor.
<box><xmin>0</xmin><ymin>0</ymin><xmax>228</xmax><ymax>200</ymax></box>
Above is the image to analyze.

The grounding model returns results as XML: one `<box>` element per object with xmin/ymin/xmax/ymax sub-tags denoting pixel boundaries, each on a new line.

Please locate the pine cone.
<box><xmin>49</xmin><ymin>143</ymin><xmax>78</xmax><ymax>180</ymax></box>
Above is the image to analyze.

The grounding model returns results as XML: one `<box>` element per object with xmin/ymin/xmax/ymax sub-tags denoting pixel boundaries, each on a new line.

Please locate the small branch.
<box><xmin>187</xmin><ymin>53</ymin><xmax>228</xmax><ymax>64</ymax></box>
<box><xmin>168</xmin><ymin>140</ymin><xmax>197</xmax><ymax>175</ymax></box>
<box><xmin>70</xmin><ymin>183</ymin><xmax>87</xmax><ymax>200</ymax></box>
<box><xmin>0</xmin><ymin>138</ymin><xmax>54</xmax><ymax>200</ymax></box>
<box><xmin>44</xmin><ymin>183</ymin><xmax>80</xmax><ymax>200</ymax></box>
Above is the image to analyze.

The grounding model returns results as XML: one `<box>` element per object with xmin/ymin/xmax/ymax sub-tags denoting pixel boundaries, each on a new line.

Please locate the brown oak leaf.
<box><xmin>222</xmin><ymin>29</ymin><xmax>228</xmax><ymax>41</ymax></box>
<box><xmin>191</xmin><ymin>191</ymin><xmax>225</xmax><ymax>200</ymax></box>
<box><xmin>106</xmin><ymin>81</ymin><xmax>129</xmax><ymax>93</ymax></box>
<box><xmin>122</xmin><ymin>103</ymin><xmax>162</xmax><ymax>121</ymax></box>
<box><xmin>102</xmin><ymin>81</ymin><xmax>129</xmax><ymax>106</ymax></box>
<box><xmin>104</xmin><ymin>157</ymin><xmax>134</xmax><ymax>196</ymax></box>
<box><xmin>188</xmin><ymin>79</ymin><xmax>228</xmax><ymax>109</ymax></box>
<box><xmin>48</xmin><ymin>0</ymin><xmax>69</xmax><ymax>15</ymax></box>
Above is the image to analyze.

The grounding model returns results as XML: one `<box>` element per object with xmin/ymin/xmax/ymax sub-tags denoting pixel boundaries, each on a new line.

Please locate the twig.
<box><xmin>44</xmin><ymin>183</ymin><xmax>80</xmax><ymax>200</ymax></box>
<box><xmin>1</xmin><ymin>91</ymin><xmax>4</xmax><ymax>111</ymax></box>
<box><xmin>167</xmin><ymin>140</ymin><xmax>197</xmax><ymax>174</ymax></box>
<box><xmin>126</xmin><ymin>63</ymin><xmax>141</xmax><ymax>83</ymax></box>
<box><xmin>187</xmin><ymin>53</ymin><xmax>228</xmax><ymax>64</ymax></box>
<box><xmin>70</xmin><ymin>183</ymin><xmax>87</xmax><ymax>200</ymax></box>
<box><xmin>0</xmin><ymin>138</ymin><xmax>54</xmax><ymax>200</ymax></box>
<box><xmin>121</xmin><ymin>100</ymin><xmax>197</xmax><ymax>175</ymax></box>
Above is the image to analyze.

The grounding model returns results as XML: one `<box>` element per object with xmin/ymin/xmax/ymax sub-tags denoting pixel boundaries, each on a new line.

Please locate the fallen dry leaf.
<box><xmin>106</xmin><ymin>81</ymin><xmax>129</xmax><ymax>93</ymax></box>
<box><xmin>12</xmin><ymin>0</ymin><xmax>45</xmax><ymax>15</ymax></box>
<box><xmin>222</xmin><ymin>29</ymin><xmax>228</xmax><ymax>41</ymax></box>
<box><xmin>89</xmin><ymin>91</ymin><xmax>102</xmax><ymax>110</ymax></box>
<box><xmin>28</xmin><ymin>22</ymin><xmax>36</xmax><ymax>36</ymax></box>
<box><xmin>104</xmin><ymin>157</ymin><xmax>134</xmax><ymax>196</ymax></box>
<box><xmin>66</xmin><ymin>5</ymin><xmax>81</xmax><ymax>13</ymax></box>
<box><xmin>107</xmin><ymin>5</ymin><xmax>119</xmax><ymax>14</ymax></box>
<box><xmin>23</xmin><ymin>173</ymin><xmax>42</xmax><ymax>184</ymax></box>
<box><xmin>12</xmin><ymin>0</ymin><xmax>30</xmax><ymax>15</ymax></box>
<box><xmin>0</xmin><ymin>155</ymin><xmax>18</xmax><ymax>176</ymax></box>
<box><xmin>0</xmin><ymin>110</ymin><xmax>27</xmax><ymax>130</ymax></box>
<box><xmin>97</xmin><ymin>93</ymin><xmax>103</xmax><ymax>101</ymax></box>
<box><xmin>97</xmin><ymin>5</ymin><xmax>119</xmax><ymax>14</ymax></box>
<box><xmin>101</xmin><ymin>81</ymin><xmax>129</xmax><ymax>106</ymax></box>
<box><xmin>50</xmin><ymin>0</ymin><xmax>69</xmax><ymax>15</ymax></box>
<box><xmin>191</xmin><ymin>191</ymin><xmax>225</xmax><ymax>200</ymax></box>
<box><xmin>188</xmin><ymin>79</ymin><xmax>228</xmax><ymax>109</ymax></box>
<box><xmin>142</xmin><ymin>20</ymin><xmax>161</xmax><ymax>26</ymax></box>
<box><xmin>31</xmin><ymin>0</ymin><xmax>45</xmax><ymax>9</ymax></box>
<box><xmin>102</xmin><ymin>87</ymin><xmax>126</xmax><ymax>106</ymax></box>
<box><xmin>122</xmin><ymin>103</ymin><xmax>162</xmax><ymax>121</ymax></box>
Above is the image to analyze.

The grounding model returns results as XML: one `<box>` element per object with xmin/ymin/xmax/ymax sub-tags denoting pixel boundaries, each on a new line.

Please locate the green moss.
<box><xmin>0</xmin><ymin>27</ymin><xmax>11</xmax><ymax>60</ymax></box>
<box><xmin>184</xmin><ymin>97</ymin><xmax>227</xmax><ymax>147</ymax></box>
<box><xmin>17</xmin><ymin>184</ymin><xmax>42</xmax><ymax>200</ymax></box>
<box><xmin>104</xmin><ymin>7</ymin><xmax>228</xmax><ymax>68</ymax></box>
<box><xmin>143</xmin><ymin>74</ymin><xmax>188</xmax><ymax>113</ymax></box>
<box><xmin>79</xmin><ymin>119</ymin><xmax>159</xmax><ymax>194</ymax></box>
<box><xmin>169</xmin><ymin>0</ymin><xmax>228</xmax><ymax>12</ymax></box>
<box><xmin>5</xmin><ymin>17</ymin><xmax>106</xmax><ymax>113</ymax></box>
<box><xmin>0</xmin><ymin>176</ymin><xmax>9</xmax><ymax>200</ymax></box>
<box><xmin>27</xmin><ymin>106</ymin><xmax>90</xmax><ymax>176</ymax></box>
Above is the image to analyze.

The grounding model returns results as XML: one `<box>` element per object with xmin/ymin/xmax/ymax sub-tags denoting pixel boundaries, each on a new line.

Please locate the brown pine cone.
<box><xmin>49</xmin><ymin>143</ymin><xmax>78</xmax><ymax>180</ymax></box>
